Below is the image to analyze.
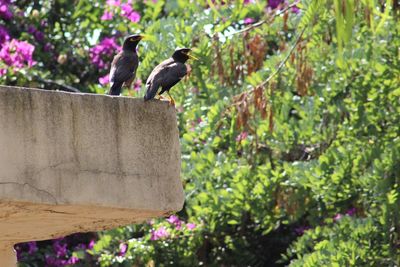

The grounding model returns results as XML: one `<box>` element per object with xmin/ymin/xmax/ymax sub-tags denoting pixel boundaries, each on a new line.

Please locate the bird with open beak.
<box><xmin>144</xmin><ymin>47</ymin><xmax>197</xmax><ymax>106</ymax></box>
<box><xmin>108</xmin><ymin>34</ymin><xmax>143</xmax><ymax>95</ymax></box>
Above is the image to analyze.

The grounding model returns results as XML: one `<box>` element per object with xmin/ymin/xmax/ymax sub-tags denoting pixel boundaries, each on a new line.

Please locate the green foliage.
<box><xmin>3</xmin><ymin>0</ymin><xmax>399</xmax><ymax>266</ymax></box>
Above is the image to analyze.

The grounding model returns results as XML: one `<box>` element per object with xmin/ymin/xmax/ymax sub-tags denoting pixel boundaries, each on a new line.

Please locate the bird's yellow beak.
<box><xmin>188</xmin><ymin>53</ymin><xmax>199</xmax><ymax>60</ymax></box>
<box><xmin>183</xmin><ymin>51</ymin><xmax>198</xmax><ymax>60</ymax></box>
<box><xmin>140</xmin><ymin>34</ymin><xmax>153</xmax><ymax>41</ymax></box>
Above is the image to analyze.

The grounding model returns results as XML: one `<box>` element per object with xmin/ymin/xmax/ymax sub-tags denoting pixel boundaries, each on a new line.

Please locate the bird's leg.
<box><xmin>125</xmin><ymin>79</ymin><xmax>134</xmax><ymax>96</ymax></box>
<box><xmin>156</xmin><ymin>94</ymin><xmax>165</xmax><ymax>100</ymax></box>
<box><xmin>167</xmin><ymin>91</ymin><xmax>175</xmax><ymax>106</ymax></box>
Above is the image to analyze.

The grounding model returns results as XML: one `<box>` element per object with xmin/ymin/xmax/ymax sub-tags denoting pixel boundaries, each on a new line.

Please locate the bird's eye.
<box><xmin>129</xmin><ymin>38</ymin><xmax>135</xmax><ymax>42</ymax></box>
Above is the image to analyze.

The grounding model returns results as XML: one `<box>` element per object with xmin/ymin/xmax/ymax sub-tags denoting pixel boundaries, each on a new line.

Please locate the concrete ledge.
<box><xmin>0</xmin><ymin>86</ymin><xmax>184</xmax><ymax>246</ymax></box>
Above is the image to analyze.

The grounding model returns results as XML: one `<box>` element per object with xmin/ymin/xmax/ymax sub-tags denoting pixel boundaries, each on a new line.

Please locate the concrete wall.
<box><xmin>0</xmin><ymin>86</ymin><xmax>184</xmax><ymax>248</ymax></box>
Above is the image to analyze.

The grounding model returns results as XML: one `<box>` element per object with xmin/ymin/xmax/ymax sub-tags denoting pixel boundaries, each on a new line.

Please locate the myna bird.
<box><xmin>144</xmin><ymin>48</ymin><xmax>197</xmax><ymax>105</ymax></box>
<box><xmin>108</xmin><ymin>34</ymin><xmax>143</xmax><ymax>95</ymax></box>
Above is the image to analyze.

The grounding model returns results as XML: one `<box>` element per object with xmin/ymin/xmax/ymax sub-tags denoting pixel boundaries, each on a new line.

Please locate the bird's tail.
<box><xmin>144</xmin><ymin>84</ymin><xmax>158</xmax><ymax>101</ymax></box>
<box><xmin>108</xmin><ymin>81</ymin><xmax>123</xmax><ymax>95</ymax></box>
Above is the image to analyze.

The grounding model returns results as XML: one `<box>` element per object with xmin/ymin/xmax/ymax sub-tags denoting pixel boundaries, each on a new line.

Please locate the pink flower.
<box><xmin>0</xmin><ymin>39</ymin><xmax>36</xmax><ymax>70</ymax></box>
<box><xmin>121</xmin><ymin>3</ymin><xmax>132</xmax><ymax>15</ymax></box>
<box><xmin>0</xmin><ymin>0</ymin><xmax>13</xmax><ymax>20</ymax></box>
<box><xmin>150</xmin><ymin>226</ymin><xmax>169</xmax><ymax>240</ymax></box>
<box><xmin>333</xmin><ymin>213</ymin><xmax>343</xmax><ymax>222</ymax></box>
<box><xmin>244</xmin><ymin>0</ymin><xmax>254</xmax><ymax>4</ymax></box>
<box><xmin>0</xmin><ymin>69</ymin><xmax>6</xmax><ymax>76</ymax></box>
<box><xmin>133</xmin><ymin>79</ymin><xmax>141</xmax><ymax>91</ymax></box>
<box><xmin>244</xmin><ymin>17</ymin><xmax>255</xmax><ymax>24</ymax></box>
<box><xmin>101</xmin><ymin>10</ymin><xmax>113</xmax><ymax>20</ymax></box>
<box><xmin>167</xmin><ymin>215</ymin><xmax>182</xmax><ymax>230</ymax></box>
<box><xmin>236</xmin><ymin>131</ymin><xmax>248</xmax><ymax>142</ymax></box>
<box><xmin>119</xmin><ymin>243</ymin><xmax>128</xmax><ymax>256</ymax></box>
<box><xmin>106</xmin><ymin>0</ymin><xmax>121</xmax><ymax>6</ymax></box>
<box><xmin>186</xmin><ymin>223</ymin><xmax>196</xmax><ymax>230</ymax></box>
<box><xmin>120</xmin><ymin>3</ymin><xmax>141</xmax><ymax>23</ymax></box>
<box><xmin>99</xmin><ymin>74</ymin><xmax>110</xmax><ymax>85</ymax></box>
<box><xmin>88</xmin><ymin>239</ymin><xmax>95</xmax><ymax>249</ymax></box>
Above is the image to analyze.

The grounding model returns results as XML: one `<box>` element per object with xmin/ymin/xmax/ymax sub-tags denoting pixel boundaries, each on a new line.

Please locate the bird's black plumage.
<box><xmin>144</xmin><ymin>48</ymin><xmax>192</xmax><ymax>103</ymax></box>
<box><xmin>108</xmin><ymin>34</ymin><xmax>143</xmax><ymax>95</ymax></box>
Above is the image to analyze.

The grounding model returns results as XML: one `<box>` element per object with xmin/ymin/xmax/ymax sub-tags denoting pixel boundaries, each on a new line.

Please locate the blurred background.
<box><xmin>1</xmin><ymin>0</ymin><xmax>399</xmax><ymax>266</ymax></box>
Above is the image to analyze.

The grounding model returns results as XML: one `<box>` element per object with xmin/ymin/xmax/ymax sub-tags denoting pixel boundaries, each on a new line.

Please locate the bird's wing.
<box><xmin>110</xmin><ymin>52</ymin><xmax>138</xmax><ymax>83</ymax></box>
<box><xmin>156</xmin><ymin>62</ymin><xmax>187</xmax><ymax>90</ymax></box>
<box><xmin>146</xmin><ymin>60</ymin><xmax>187</xmax><ymax>95</ymax></box>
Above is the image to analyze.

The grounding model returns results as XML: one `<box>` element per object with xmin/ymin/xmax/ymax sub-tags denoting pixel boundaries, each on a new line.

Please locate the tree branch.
<box><xmin>35</xmin><ymin>76</ymin><xmax>81</xmax><ymax>93</ymax></box>
<box><xmin>230</xmin><ymin>2</ymin><xmax>300</xmax><ymax>36</ymax></box>
<box><xmin>259</xmin><ymin>26</ymin><xmax>306</xmax><ymax>88</ymax></box>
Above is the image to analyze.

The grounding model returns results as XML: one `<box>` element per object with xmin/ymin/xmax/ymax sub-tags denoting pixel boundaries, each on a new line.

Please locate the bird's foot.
<box><xmin>156</xmin><ymin>95</ymin><xmax>166</xmax><ymax>100</ymax></box>
<box><xmin>167</xmin><ymin>92</ymin><xmax>175</xmax><ymax>107</ymax></box>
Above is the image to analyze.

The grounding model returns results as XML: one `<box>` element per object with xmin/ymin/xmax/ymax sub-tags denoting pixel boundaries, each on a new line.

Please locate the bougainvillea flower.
<box><xmin>244</xmin><ymin>17</ymin><xmax>255</xmax><ymax>24</ymax></box>
<box><xmin>89</xmin><ymin>37</ymin><xmax>120</xmax><ymax>70</ymax></box>
<box><xmin>101</xmin><ymin>10</ymin><xmax>113</xmax><ymax>20</ymax></box>
<box><xmin>0</xmin><ymin>39</ymin><xmax>36</xmax><ymax>69</ymax></box>
<box><xmin>150</xmin><ymin>226</ymin><xmax>169</xmax><ymax>240</ymax></box>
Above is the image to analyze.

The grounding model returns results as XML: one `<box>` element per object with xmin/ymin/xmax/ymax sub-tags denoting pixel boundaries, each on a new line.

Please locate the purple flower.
<box><xmin>120</xmin><ymin>3</ymin><xmax>141</xmax><ymax>23</ymax></box>
<box><xmin>34</xmin><ymin>31</ymin><xmax>45</xmax><ymax>42</ymax></box>
<box><xmin>89</xmin><ymin>36</ymin><xmax>120</xmax><ymax>70</ymax></box>
<box><xmin>88</xmin><ymin>239</ymin><xmax>95</xmax><ymax>249</ymax></box>
<box><xmin>99</xmin><ymin>74</ymin><xmax>110</xmax><ymax>85</ymax></box>
<box><xmin>133</xmin><ymin>79</ymin><xmax>141</xmax><ymax>91</ymax></box>
<box><xmin>345</xmin><ymin>207</ymin><xmax>356</xmax><ymax>216</ymax></box>
<box><xmin>119</xmin><ymin>242</ymin><xmax>128</xmax><ymax>256</ymax></box>
<box><xmin>0</xmin><ymin>0</ymin><xmax>13</xmax><ymax>20</ymax></box>
<box><xmin>167</xmin><ymin>215</ymin><xmax>182</xmax><ymax>230</ymax></box>
<box><xmin>236</xmin><ymin>131</ymin><xmax>248</xmax><ymax>142</ymax></box>
<box><xmin>267</xmin><ymin>0</ymin><xmax>284</xmax><ymax>9</ymax></box>
<box><xmin>291</xmin><ymin>5</ymin><xmax>300</xmax><ymax>14</ymax></box>
<box><xmin>244</xmin><ymin>0</ymin><xmax>254</xmax><ymax>4</ymax></box>
<box><xmin>43</xmin><ymin>42</ymin><xmax>53</xmax><ymax>52</ymax></box>
<box><xmin>244</xmin><ymin>17</ymin><xmax>255</xmax><ymax>24</ymax></box>
<box><xmin>294</xmin><ymin>226</ymin><xmax>310</xmax><ymax>235</ymax></box>
<box><xmin>45</xmin><ymin>255</ymin><xmax>79</xmax><ymax>266</ymax></box>
<box><xmin>0</xmin><ymin>68</ymin><xmax>6</xmax><ymax>76</ymax></box>
<box><xmin>186</xmin><ymin>223</ymin><xmax>196</xmax><ymax>230</ymax></box>
<box><xmin>0</xmin><ymin>39</ymin><xmax>36</xmax><ymax>70</ymax></box>
<box><xmin>101</xmin><ymin>10</ymin><xmax>113</xmax><ymax>20</ymax></box>
<box><xmin>27</xmin><ymin>25</ymin><xmax>36</xmax><ymax>34</ymax></box>
<box><xmin>0</xmin><ymin>25</ymin><xmax>10</xmax><ymax>45</ymax></box>
<box><xmin>67</xmin><ymin>256</ymin><xmax>79</xmax><ymax>264</ymax></box>
<box><xmin>27</xmin><ymin>241</ymin><xmax>38</xmax><ymax>254</ymax></box>
<box><xmin>150</xmin><ymin>226</ymin><xmax>169</xmax><ymax>241</ymax></box>
<box><xmin>53</xmin><ymin>239</ymin><xmax>67</xmax><ymax>258</ymax></box>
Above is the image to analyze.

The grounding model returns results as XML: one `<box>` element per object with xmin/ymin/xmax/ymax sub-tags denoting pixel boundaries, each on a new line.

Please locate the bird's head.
<box><xmin>122</xmin><ymin>34</ymin><xmax>144</xmax><ymax>51</ymax></box>
<box><xmin>172</xmin><ymin>47</ymin><xmax>198</xmax><ymax>63</ymax></box>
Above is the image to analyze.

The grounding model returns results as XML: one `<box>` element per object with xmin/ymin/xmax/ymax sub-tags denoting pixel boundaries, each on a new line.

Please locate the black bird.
<box><xmin>108</xmin><ymin>34</ymin><xmax>143</xmax><ymax>95</ymax></box>
<box><xmin>144</xmin><ymin>48</ymin><xmax>196</xmax><ymax>105</ymax></box>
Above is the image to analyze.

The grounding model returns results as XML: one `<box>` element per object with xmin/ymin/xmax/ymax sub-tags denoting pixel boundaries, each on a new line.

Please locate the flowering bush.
<box><xmin>1</xmin><ymin>0</ymin><xmax>399</xmax><ymax>266</ymax></box>
<box><xmin>15</xmin><ymin>233</ymin><xmax>96</xmax><ymax>267</ymax></box>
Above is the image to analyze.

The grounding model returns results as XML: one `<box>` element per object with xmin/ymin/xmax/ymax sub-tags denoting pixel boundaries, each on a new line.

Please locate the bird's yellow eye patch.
<box><xmin>129</xmin><ymin>38</ymin><xmax>135</xmax><ymax>42</ymax></box>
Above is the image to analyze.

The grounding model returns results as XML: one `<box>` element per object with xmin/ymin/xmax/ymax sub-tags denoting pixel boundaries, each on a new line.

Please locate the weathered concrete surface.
<box><xmin>0</xmin><ymin>86</ymin><xmax>184</xmax><ymax>246</ymax></box>
<box><xmin>0</xmin><ymin>246</ymin><xmax>15</xmax><ymax>267</ymax></box>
